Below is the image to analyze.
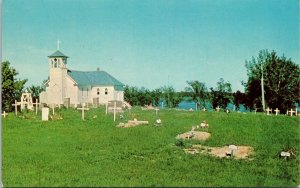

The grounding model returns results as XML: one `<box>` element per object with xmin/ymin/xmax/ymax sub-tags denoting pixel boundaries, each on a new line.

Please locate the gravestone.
<box><xmin>202</xmin><ymin>107</ymin><xmax>207</xmax><ymax>112</ymax></box>
<box><xmin>227</xmin><ymin>145</ymin><xmax>238</xmax><ymax>157</ymax></box>
<box><xmin>42</xmin><ymin>107</ymin><xmax>49</xmax><ymax>121</ymax></box>
<box><xmin>216</xmin><ymin>106</ymin><xmax>221</xmax><ymax>112</ymax></box>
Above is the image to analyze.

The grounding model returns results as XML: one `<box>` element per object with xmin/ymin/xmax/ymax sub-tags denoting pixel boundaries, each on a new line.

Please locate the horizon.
<box><xmin>2</xmin><ymin>0</ymin><xmax>299</xmax><ymax>92</ymax></box>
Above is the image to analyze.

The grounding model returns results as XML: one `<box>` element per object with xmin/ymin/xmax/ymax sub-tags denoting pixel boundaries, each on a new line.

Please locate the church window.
<box><xmin>105</xmin><ymin>88</ymin><xmax>108</xmax><ymax>95</ymax></box>
<box><xmin>81</xmin><ymin>88</ymin><xmax>83</xmax><ymax>96</ymax></box>
<box><xmin>54</xmin><ymin>62</ymin><xmax>58</xmax><ymax>68</ymax></box>
<box><xmin>97</xmin><ymin>88</ymin><xmax>100</xmax><ymax>95</ymax></box>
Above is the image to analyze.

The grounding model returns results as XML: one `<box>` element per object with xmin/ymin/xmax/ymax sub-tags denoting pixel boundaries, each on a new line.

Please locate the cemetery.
<box><xmin>2</xmin><ymin>100</ymin><xmax>299</xmax><ymax>187</ymax></box>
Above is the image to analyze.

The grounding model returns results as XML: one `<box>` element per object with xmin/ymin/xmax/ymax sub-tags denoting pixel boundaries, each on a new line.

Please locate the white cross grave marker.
<box><xmin>77</xmin><ymin>103</ymin><xmax>89</xmax><ymax>120</ymax></box>
<box><xmin>110</xmin><ymin>101</ymin><xmax>122</xmax><ymax>122</ymax></box>
<box><xmin>274</xmin><ymin>108</ymin><xmax>280</xmax><ymax>116</ymax></box>
<box><xmin>161</xmin><ymin>102</ymin><xmax>164</xmax><ymax>109</ymax></box>
<box><xmin>295</xmin><ymin>108</ymin><xmax>298</xmax><ymax>116</ymax></box>
<box><xmin>254</xmin><ymin>108</ymin><xmax>257</xmax><ymax>114</ymax></box>
<box><xmin>2</xmin><ymin>111</ymin><xmax>7</xmax><ymax>118</ymax></box>
<box><xmin>12</xmin><ymin>100</ymin><xmax>19</xmax><ymax>115</ymax></box>
<box><xmin>32</xmin><ymin>99</ymin><xmax>40</xmax><ymax>115</ymax></box>
<box><xmin>266</xmin><ymin>107</ymin><xmax>272</xmax><ymax>115</ymax></box>
<box><xmin>288</xmin><ymin>108</ymin><xmax>295</xmax><ymax>116</ymax></box>
<box><xmin>216</xmin><ymin>106</ymin><xmax>221</xmax><ymax>112</ymax></box>
<box><xmin>202</xmin><ymin>107</ymin><xmax>207</xmax><ymax>112</ymax></box>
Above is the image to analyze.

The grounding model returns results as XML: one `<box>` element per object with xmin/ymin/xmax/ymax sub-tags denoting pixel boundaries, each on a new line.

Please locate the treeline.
<box><xmin>2</xmin><ymin>50</ymin><xmax>299</xmax><ymax>113</ymax></box>
<box><xmin>125</xmin><ymin>50</ymin><xmax>300</xmax><ymax>112</ymax></box>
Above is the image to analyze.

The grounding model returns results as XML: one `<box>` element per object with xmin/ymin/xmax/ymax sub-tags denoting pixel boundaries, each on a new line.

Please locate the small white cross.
<box><xmin>266</xmin><ymin>107</ymin><xmax>272</xmax><ymax>115</ymax></box>
<box><xmin>77</xmin><ymin>103</ymin><xmax>89</xmax><ymax>120</ymax></box>
<box><xmin>274</xmin><ymin>108</ymin><xmax>280</xmax><ymax>116</ymax></box>
<box><xmin>32</xmin><ymin>99</ymin><xmax>40</xmax><ymax>115</ymax></box>
<box><xmin>57</xmin><ymin>40</ymin><xmax>61</xmax><ymax>50</ymax></box>
<box><xmin>110</xmin><ymin>101</ymin><xmax>122</xmax><ymax>122</ymax></box>
<box><xmin>12</xmin><ymin>100</ymin><xmax>20</xmax><ymax>115</ymax></box>
<box><xmin>216</xmin><ymin>106</ymin><xmax>220</xmax><ymax>112</ymax></box>
<box><xmin>288</xmin><ymin>108</ymin><xmax>295</xmax><ymax>116</ymax></box>
<box><xmin>2</xmin><ymin>111</ymin><xmax>7</xmax><ymax>118</ymax></box>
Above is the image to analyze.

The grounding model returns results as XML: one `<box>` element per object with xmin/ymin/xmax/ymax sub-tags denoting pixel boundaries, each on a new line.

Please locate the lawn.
<box><xmin>3</xmin><ymin>106</ymin><xmax>300</xmax><ymax>186</ymax></box>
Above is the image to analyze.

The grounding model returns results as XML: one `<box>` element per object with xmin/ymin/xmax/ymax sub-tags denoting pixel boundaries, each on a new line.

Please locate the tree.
<box><xmin>186</xmin><ymin>80</ymin><xmax>209</xmax><ymax>109</ymax></box>
<box><xmin>2</xmin><ymin>61</ymin><xmax>27</xmax><ymax>112</ymax></box>
<box><xmin>245</xmin><ymin>50</ymin><xmax>300</xmax><ymax>112</ymax></box>
<box><xmin>26</xmin><ymin>85</ymin><xmax>44</xmax><ymax>102</ymax></box>
<box><xmin>210</xmin><ymin>78</ymin><xmax>233</xmax><ymax>109</ymax></box>
<box><xmin>161</xmin><ymin>86</ymin><xmax>183</xmax><ymax>108</ymax></box>
<box><xmin>233</xmin><ymin>90</ymin><xmax>248</xmax><ymax>110</ymax></box>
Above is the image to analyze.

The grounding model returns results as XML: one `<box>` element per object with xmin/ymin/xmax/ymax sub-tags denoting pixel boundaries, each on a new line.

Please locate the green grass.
<box><xmin>3</xmin><ymin>107</ymin><xmax>300</xmax><ymax>186</ymax></box>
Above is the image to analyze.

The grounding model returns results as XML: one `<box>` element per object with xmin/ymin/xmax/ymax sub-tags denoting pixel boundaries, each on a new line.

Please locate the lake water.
<box><xmin>159</xmin><ymin>100</ymin><xmax>250</xmax><ymax>112</ymax></box>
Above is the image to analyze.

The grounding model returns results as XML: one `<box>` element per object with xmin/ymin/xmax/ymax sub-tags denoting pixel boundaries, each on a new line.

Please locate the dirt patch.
<box><xmin>184</xmin><ymin>144</ymin><xmax>254</xmax><ymax>159</ymax></box>
<box><xmin>176</xmin><ymin>131</ymin><xmax>211</xmax><ymax>141</ymax></box>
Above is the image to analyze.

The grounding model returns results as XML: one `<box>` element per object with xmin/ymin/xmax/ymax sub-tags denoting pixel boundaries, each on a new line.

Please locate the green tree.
<box><xmin>233</xmin><ymin>90</ymin><xmax>248</xmax><ymax>110</ymax></box>
<box><xmin>161</xmin><ymin>86</ymin><xmax>183</xmax><ymax>108</ymax></box>
<box><xmin>26</xmin><ymin>85</ymin><xmax>44</xmax><ymax>102</ymax></box>
<box><xmin>210</xmin><ymin>78</ymin><xmax>233</xmax><ymax>109</ymax></box>
<box><xmin>186</xmin><ymin>80</ymin><xmax>209</xmax><ymax>109</ymax></box>
<box><xmin>2</xmin><ymin>61</ymin><xmax>27</xmax><ymax>112</ymax></box>
<box><xmin>245</xmin><ymin>50</ymin><xmax>300</xmax><ymax>112</ymax></box>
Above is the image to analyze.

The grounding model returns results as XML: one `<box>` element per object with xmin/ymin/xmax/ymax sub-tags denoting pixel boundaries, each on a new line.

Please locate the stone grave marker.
<box><xmin>227</xmin><ymin>145</ymin><xmax>238</xmax><ymax>157</ymax></box>
<box><xmin>202</xmin><ymin>107</ymin><xmax>207</xmax><ymax>112</ymax></box>
<box><xmin>274</xmin><ymin>108</ymin><xmax>280</xmax><ymax>116</ymax></box>
<box><xmin>42</xmin><ymin>107</ymin><xmax>49</xmax><ymax>121</ymax></box>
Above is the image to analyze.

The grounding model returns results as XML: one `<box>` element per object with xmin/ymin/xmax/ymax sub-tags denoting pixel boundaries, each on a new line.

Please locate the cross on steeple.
<box><xmin>57</xmin><ymin>40</ymin><xmax>61</xmax><ymax>50</ymax></box>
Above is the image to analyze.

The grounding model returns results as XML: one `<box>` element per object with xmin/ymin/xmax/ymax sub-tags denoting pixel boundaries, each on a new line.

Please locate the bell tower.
<box><xmin>47</xmin><ymin>41</ymin><xmax>69</xmax><ymax>105</ymax></box>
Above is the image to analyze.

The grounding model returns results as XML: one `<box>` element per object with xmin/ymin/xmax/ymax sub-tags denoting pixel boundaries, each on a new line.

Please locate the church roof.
<box><xmin>68</xmin><ymin>70</ymin><xmax>124</xmax><ymax>91</ymax></box>
<box><xmin>48</xmin><ymin>50</ymin><xmax>69</xmax><ymax>58</ymax></box>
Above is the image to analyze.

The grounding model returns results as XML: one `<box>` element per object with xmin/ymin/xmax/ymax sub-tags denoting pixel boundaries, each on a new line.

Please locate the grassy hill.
<box><xmin>2</xmin><ymin>107</ymin><xmax>300</xmax><ymax>186</ymax></box>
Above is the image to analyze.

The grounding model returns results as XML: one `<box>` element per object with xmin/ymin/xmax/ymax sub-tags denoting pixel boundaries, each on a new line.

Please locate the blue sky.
<box><xmin>2</xmin><ymin>0</ymin><xmax>299</xmax><ymax>92</ymax></box>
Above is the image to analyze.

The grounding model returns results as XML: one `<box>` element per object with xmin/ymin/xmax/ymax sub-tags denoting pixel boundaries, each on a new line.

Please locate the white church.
<box><xmin>39</xmin><ymin>49</ymin><xmax>124</xmax><ymax>107</ymax></box>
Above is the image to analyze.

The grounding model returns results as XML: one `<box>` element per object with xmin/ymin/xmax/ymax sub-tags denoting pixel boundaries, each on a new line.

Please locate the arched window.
<box><xmin>105</xmin><ymin>88</ymin><xmax>108</xmax><ymax>95</ymax></box>
<box><xmin>97</xmin><ymin>88</ymin><xmax>100</xmax><ymax>95</ymax></box>
<box><xmin>54</xmin><ymin>62</ymin><xmax>58</xmax><ymax>68</ymax></box>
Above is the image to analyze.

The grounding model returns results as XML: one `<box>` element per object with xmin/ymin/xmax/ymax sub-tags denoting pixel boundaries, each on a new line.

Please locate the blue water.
<box><xmin>159</xmin><ymin>100</ymin><xmax>250</xmax><ymax>112</ymax></box>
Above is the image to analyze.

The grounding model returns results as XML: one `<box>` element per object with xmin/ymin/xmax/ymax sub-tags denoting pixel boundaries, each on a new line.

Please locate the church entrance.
<box><xmin>93</xmin><ymin>97</ymin><xmax>99</xmax><ymax>107</ymax></box>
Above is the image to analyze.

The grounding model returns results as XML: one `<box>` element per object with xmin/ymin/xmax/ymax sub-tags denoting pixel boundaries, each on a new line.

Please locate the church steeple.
<box><xmin>48</xmin><ymin>50</ymin><xmax>69</xmax><ymax>69</ymax></box>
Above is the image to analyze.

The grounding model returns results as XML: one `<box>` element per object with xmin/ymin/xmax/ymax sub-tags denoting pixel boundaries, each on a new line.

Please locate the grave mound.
<box><xmin>184</xmin><ymin>145</ymin><xmax>254</xmax><ymax>160</ymax></box>
<box><xmin>176</xmin><ymin>131</ymin><xmax>211</xmax><ymax>141</ymax></box>
<box><xmin>117</xmin><ymin>119</ymin><xmax>149</xmax><ymax>128</ymax></box>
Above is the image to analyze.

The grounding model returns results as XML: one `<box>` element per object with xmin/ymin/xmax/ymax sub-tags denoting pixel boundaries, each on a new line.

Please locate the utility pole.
<box><xmin>261</xmin><ymin>63</ymin><xmax>265</xmax><ymax>111</ymax></box>
<box><xmin>167</xmin><ymin>75</ymin><xmax>170</xmax><ymax>108</ymax></box>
